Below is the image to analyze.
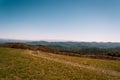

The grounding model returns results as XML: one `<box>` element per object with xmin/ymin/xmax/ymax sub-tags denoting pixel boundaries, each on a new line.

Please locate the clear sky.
<box><xmin>0</xmin><ymin>0</ymin><xmax>120</xmax><ymax>42</ymax></box>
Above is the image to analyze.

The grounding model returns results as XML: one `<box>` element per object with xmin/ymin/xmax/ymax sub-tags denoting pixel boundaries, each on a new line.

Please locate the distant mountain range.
<box><xmin>1</xmin><ymin>39</ymin><xmax>120</xmax><ymax>51</ymax></box>
<box><xmin>0</xmin><ymin>39</ymin><xmax>30</xmax><ymax>43</ymax></box>
<box><xmin>1</xmin><ymin>39</ymin><xmax>120</xmax><ymax>59</ymax></box>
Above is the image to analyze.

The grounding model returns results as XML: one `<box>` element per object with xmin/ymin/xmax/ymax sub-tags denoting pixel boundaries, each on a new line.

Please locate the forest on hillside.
<box><xmin>0</xmin><ymin>42</ymin><xmax>120</xmax><ymax>60</ymax></box>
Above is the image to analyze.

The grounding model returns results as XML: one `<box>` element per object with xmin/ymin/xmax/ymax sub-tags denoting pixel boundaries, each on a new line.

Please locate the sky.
<box><xmin>0</xmin><ymin>0</ymin><xmax>120</xmax><ymax>42</ymax></box>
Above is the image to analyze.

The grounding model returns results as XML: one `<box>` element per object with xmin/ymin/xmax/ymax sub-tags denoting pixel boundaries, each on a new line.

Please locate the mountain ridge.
<box><xmin>1</xmin><ymin>39</ymin><xmax>120</xmax><ymax>49</ymax></box>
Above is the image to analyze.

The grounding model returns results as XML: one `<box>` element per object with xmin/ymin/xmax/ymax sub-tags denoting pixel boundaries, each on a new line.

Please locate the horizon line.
<box><xmin>0</xmin><ymin>38</ymin><xmax>120</xmax><ymax>43</ymax></box>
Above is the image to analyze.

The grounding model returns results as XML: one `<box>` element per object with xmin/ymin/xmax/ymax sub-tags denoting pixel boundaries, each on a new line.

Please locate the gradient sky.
<box><xmin>0</xmin><ymin>0</ymin><xmax>120</xmax><ymax>42</ymax></box>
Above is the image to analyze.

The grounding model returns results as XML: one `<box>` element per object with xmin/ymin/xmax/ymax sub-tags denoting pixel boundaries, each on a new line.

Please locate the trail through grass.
<box><xmin>28</xmin><ymin>50</ymin><xmax>120</xmax><ymax>77</ymax></box>
<box><xmin>0</xmin><ymin>47</ymin><xmax>120</xmax><ymax>80</ymax></box>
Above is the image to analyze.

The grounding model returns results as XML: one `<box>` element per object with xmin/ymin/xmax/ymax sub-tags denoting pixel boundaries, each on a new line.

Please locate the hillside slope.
<box><xmin>0</xmin><ymin>47</ymin><xmax>120</xmax><ymax>80</ymax></box>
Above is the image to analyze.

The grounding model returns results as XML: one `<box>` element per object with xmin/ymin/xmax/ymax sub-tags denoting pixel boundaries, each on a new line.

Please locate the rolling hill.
<box><xmin>0</xmin><ymin>47</ymin><xmax>120</xmax><ymax>80</ymax></box>
<box><xmin>1</xmin><ymin>39</ymin><xmax>120</xmax><ymax>49</ymax></box>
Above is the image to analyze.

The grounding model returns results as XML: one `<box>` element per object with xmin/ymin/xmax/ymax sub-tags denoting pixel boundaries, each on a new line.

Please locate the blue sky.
<box><xmin>0</xmin><ymin>0</ymin><xmax>120</xmax><ymax>42</ymax></box>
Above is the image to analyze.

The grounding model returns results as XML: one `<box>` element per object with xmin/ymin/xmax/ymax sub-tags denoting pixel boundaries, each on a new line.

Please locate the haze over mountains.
<box><xmin>1</xmin><ymin>39</ymin><xmax>120</xmax><ymax>49</ymax></box>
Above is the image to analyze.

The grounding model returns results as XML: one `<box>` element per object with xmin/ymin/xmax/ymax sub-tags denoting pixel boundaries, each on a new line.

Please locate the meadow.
<box><xmin>0</xmin><ymin>47</ymin><xmax>120</xmax><ymax>80</ymax></box>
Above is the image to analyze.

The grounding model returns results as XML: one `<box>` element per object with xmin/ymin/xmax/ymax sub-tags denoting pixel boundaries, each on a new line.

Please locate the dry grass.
<box><xmin>0</xmin><ymin>47</ymin><xmax>120</xmax><ymax>80</ymax></box>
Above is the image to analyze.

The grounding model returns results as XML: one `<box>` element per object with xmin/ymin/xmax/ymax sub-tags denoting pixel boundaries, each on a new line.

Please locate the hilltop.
<box><xmin>0</xmin><ymin>47</ymin><xmax>120</xmax><ymax>80</ymax></box>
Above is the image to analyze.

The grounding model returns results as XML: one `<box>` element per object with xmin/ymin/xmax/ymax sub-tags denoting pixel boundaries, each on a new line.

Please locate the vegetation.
<box><xmin>0</xmin><ymin>47</ymin><xmax>120</xmax><ymax>80</ymax></box>
<box><xmin>0</xmin><ymin>43</ymin><xmax>120</xmax><ymax>60</ymax></box>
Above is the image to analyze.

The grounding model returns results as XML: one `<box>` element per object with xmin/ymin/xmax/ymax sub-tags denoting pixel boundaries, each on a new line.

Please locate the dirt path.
<box><xmin>28</xmin><ymin>50</ymin><xmax>120</xmax><ymax>77</ymax></box>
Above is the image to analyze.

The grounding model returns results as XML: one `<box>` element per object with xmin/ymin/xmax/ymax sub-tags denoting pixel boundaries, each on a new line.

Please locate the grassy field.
<box><xmin>0</xmin><ymin>47</ymin><xmax>120</xmax><ymax>80</ymax></box>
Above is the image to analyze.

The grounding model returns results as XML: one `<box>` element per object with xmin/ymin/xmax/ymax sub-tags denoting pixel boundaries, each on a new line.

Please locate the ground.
<box><xmin>0</xmin><ymin>47</ymin><xmax>120</xmax><ymax>80</ymax></box>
